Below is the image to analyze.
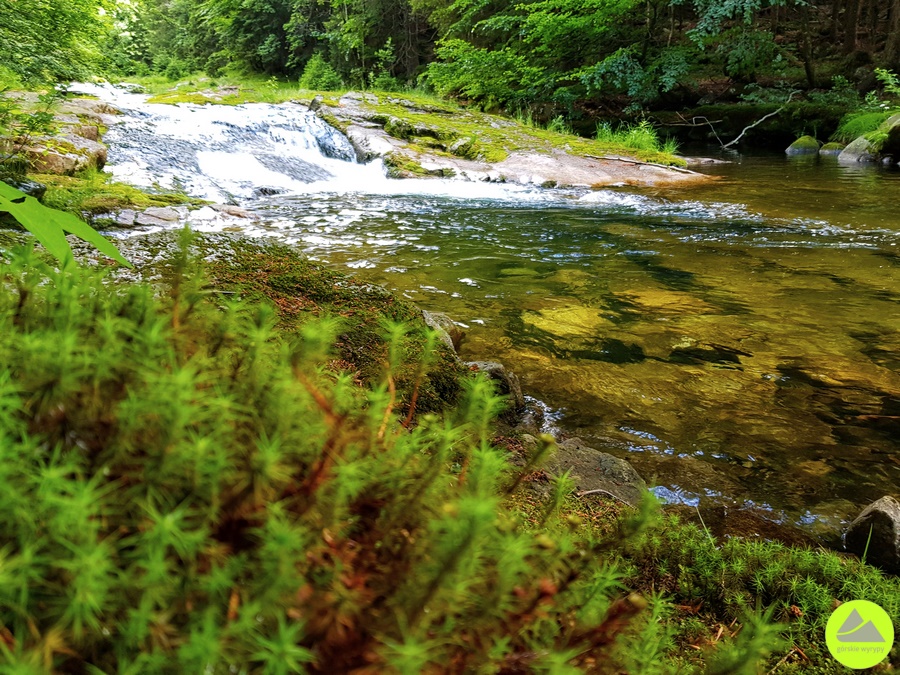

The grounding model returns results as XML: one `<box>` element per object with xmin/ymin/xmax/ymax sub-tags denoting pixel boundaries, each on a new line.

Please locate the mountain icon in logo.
<box><xmin>836</xmin><ymin>609</ymin><xmax>887</xmax><ymax>643</ymax></box>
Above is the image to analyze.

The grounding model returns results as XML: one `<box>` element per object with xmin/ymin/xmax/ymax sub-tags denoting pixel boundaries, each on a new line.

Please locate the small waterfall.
<box><xmin>71</xmin><ymin>82</ymin><xmax>558</xmax><ymax>206</ymax></box>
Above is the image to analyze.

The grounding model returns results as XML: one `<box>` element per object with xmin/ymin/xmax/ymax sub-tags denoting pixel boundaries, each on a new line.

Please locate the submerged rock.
<box><xmin>786</xmin><ymin>135</ymin><xmax>820</xmax><ymax>155</ymax></box>
<box><xmin>0</xmin><ymin>177</ymin><xmax>46</xmax><ymax>199</ymax></box>
<box><xmin>845</xmin><ymin>496</ymin><xmax>900</xmax><ymax>573</ymax></box>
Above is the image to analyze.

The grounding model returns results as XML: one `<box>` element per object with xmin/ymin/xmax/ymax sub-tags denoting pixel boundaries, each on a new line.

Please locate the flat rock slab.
<box><xmin>315</xmin><ymin>92</ymin><xmax>712</xmax><ymax>189</ymax></box>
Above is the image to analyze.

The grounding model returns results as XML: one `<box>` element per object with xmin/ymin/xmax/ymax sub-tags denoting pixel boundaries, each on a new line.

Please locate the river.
<box><xmin>75</xmin><ymin>84</ymin><xmax>900</xmax><ymax>539</ymax></box>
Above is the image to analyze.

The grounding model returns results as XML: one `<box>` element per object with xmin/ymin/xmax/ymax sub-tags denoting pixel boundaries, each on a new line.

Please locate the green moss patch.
<box><xmin>36</xmin><ymin>170</ymin><xmax>202</xmax><ymax>214</ymax></box>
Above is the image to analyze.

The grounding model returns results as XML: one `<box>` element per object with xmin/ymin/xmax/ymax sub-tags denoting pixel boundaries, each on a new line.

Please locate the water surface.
<box><xmin>81</xmin><ymin>85</ymin><xmax>900</xmax><ymax>534</ymax></box>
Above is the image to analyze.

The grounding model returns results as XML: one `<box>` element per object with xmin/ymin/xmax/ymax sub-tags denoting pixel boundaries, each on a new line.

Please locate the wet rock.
<box><xmin>0</xmin><ymin>177</ymin><xmax>46</xmax><ymax>199</ymax></box>
<box><xmin>309</xmin><ymin>95</ymin><xmax>324</xmax><ymax>112</ymax></box>
<box><xmin>135</xmin><ymin>212</ymin><xmax>173</xmax><ymax>227</ymax></box>
<box><xmin>819</xmin><ymin>142</ymin><xmax>845</xmax><ymax>156</ymax></box>
<box><xmin>466</xmin><ymin>361</ymin><xmax>525</xmax><ymax>412</ymax></box>
<box><xmin>838</xmin><ymin>135</ymin><xmax>878</xmax><ymax>164</ymax></box>
<box><xmin>211</xmin><ymin>204</ymin><xmax>256</xmax><ymax>219</ymax></box>
<box><xmin>142</xmin><ymin>207</ymin><xmax>181</xmax><ymax>222</ymax></box>
<box><xmin>845</xmin><ymin>496</ymin><xmax>900</xmax><ymax>573</ymax></box>
<box><xmin>545</xmin><ymin>437</ymin><xmax>647</xmax><ymax>507</ymax></box>
<box><xmin>785</xmin><ymin>135</ymin><xmax>820</xmax><ymax>155</ymax></box>
<box><xmin>515</xmin><ymin>400</ymin><xmax>547</xmax><ymax>436</ymax></box>
<box><xmin>422</xmin><ymin>311</ymin><xmax>465</xmax><ymax>353</ymax></box>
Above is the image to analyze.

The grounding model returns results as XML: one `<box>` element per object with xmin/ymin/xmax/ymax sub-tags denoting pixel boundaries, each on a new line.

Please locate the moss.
<box><xmin>786</xmin><ymin>134</ymin><xmax>820</xmax><ymax>154</ymax></box>
<box><xmin>353</xmin><ymin>95</ymin><xmax>681</xmax><ymax>166</ymax></box>
<box><xmin>196</xmin><ymin>236</ymin><xmax>467</xmax><ymax>414</ymax></box>
<box><xmin>36</xmin><ymin>171</ymin><xmax>203</xmax><ymax>215</ymax></box>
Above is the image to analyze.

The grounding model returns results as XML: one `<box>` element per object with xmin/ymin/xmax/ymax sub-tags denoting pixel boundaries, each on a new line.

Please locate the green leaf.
<box><xmin>0</xmin><ymin>180</ymin><xmax>131</xmax><ymax>267</ymax></box>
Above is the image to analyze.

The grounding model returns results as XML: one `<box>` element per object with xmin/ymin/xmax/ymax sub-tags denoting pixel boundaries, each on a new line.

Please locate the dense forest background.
<box><xmin>3</xmin><ymin>0</ymin><xmax>900</xmax><ymax>132</ymax></box>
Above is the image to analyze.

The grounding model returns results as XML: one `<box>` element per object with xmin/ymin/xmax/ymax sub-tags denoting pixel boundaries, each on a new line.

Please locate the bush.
<box><xmin>298</xmin><ymin>54</ymin><xmax>343</xmax><ymax>91</ymax></box>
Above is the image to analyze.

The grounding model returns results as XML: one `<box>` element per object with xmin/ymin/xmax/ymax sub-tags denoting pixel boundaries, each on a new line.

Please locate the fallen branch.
<box><xmin>721</xmin><ymin>90</ymin><xmax>800</xmax><ymax>149</ymax></box>
<box><xmin>576</xmin><ymin>488</ymin><xmax>633</xmax><ymax>507</ymax></box>
<box><xmin>585</xmin><ymin>154</ymin><xmax>698</xmax><ymax>174</ymax></box>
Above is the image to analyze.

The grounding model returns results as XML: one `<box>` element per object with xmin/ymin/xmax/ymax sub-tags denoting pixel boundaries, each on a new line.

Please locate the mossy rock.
<box><xmin>785</xmin><ymin>135</ymin><xmax>820</xmax><ymax>156</ymax></box>
<box><xmin>819</xmin><ymin>142</ymin><xmax>845</xmax><ymax>156</ymax></box>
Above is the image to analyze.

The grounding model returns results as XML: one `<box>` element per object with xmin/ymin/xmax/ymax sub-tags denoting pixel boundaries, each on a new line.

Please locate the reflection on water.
<box><xmin>233</xmin><ymin>155</ymin><xmax>900</xmax><ymax>533</ymax></box>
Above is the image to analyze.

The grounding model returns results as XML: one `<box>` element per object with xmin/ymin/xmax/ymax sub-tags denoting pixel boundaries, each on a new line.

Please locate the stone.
<box><xmin>73</xmin><ymin>125</ymin><xmax>100</xmax><ymax>142</ymax></box>
<box><xmin>785</xmin><ymin>135</ymin><xmax>820</xmax><ymax>156</ymax></box>
<box><xmin>546</xmin><ymin>437</ymin><xmax>647</xmax><ymax>506</ymax></box>
<box><xmin>819</xmin><ymin>142</ymin><xmax>845</xmax><ymax>156</ymax></box>
<box><xmin>839</xmin><ymin>135</ymin><xmax>878</xmax><ymax>164</ymax></box>
<box><xmin>309</xmin><ymin>95</ymin><xmax>324</xmax><ymax>112</ymax></box>
<box><xmin>142</xmin><ymin>207</ymin><xmax>180</xmax><ymax>222</ymax></box>
<box><xmin>28</xmin><ymin>150</ymin><xmax>80</xmax><ymax>175</ymax></box>
<box><xmin>210</xmin><ymin>204</ymin><xmax>256</xmax><ymax>219</ymax></box>
<box><xmin>845</xmin><ymin>496</ymin><xmax>900</xmax><ymax>573</ymax></box>
<box><xmin>465</xmin><ymin>361</ymin><xmax>525</xmax><ymax>411</ymax></box>
<box><xmin>116</xmin><ymin>209</ymin><xmax>137</xmax><ymax>226</ymax></box>
<box><xmin>422</xmin><ymin>311</ymin><xmax>465</xmax><ymax>353</ymax></box>
<box><xmin>0</xmin><ymin>177</ymin><xmax>46</xmax><ymax>199</ymax></box>
<box><xmin>135</xmin><ymin>212</ymin><xmax>172</xmax><ymax>227</ymax></box>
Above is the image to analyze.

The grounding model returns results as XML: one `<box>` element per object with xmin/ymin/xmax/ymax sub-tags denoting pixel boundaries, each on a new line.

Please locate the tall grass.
<box><xmin>595</xmin><ymin>119</ymin><xmax>679</xmax><ymax>155</ymax></box>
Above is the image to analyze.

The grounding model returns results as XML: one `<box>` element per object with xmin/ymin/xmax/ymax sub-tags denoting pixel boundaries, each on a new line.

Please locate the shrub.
<box><xmin>299</xmin><ymin>54</ymin><xmax>343</xmax><ymax>91</ymax></box>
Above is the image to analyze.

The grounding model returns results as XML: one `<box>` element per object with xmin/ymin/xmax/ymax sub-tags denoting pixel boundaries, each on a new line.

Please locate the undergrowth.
<box><xmin>595</xmin><ymin>120</ymin><xmax>680</xmax><ymax>156</ymax></box>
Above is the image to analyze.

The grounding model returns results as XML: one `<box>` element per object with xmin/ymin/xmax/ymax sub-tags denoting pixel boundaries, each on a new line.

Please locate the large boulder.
<box><xmin>545</xmin><ymin>437</ymin><xmax>647</xmax><ymax>506</ymax></box>
<box><xmin>785</xmin><ymin>135</ymin><xmax>820</xmax><ymax>155</ymax></box>
<box><xmin>838</xmin><ymin>113</ymin><xmax>900</xmax><ymax>165</ymax></box>
<box><xmin>845</xmin><ymin>496</ymin><xmax>900</xmax><ymax>573</ymax></box>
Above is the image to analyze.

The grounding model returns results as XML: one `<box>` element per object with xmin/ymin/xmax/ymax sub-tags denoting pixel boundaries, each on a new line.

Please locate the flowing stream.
<box><xmin>76</xmin><ymin>83</ymin><xmax>900</xmax><ymax>538</ymax></box>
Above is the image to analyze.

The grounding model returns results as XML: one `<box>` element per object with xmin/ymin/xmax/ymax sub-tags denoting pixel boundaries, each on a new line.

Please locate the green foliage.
<box><xmin>0</xmin><ymin>239</ymin><xmax>704</xmax><ymax>672</ymax></box>
<box><xmin>833</xmin><ymin>110</ymin><xmax>895</xmax><ymax>143</ymax></box>
<box><xmin>298</xmin><ymin>54</ymin><xmax>344</xmax><ymax>91</ymax></box>
<box><xmin>0</xmin><ymin>180</ymin><xmax>130</xmax><ymax>266</ymax></box>
<box><xmin>875</xmin><ymin>68</ymin><xmax>900</xmax><ymax>98</ymax></box>
<box><xmin>0</xmin><ymin>0</ymin><xmax>108</xmax><ymax>82</ymax></box>
<box><xmin>595</xmin><ymin>120</ymin><xmax>679</xmax><ymax>155</ymax></box>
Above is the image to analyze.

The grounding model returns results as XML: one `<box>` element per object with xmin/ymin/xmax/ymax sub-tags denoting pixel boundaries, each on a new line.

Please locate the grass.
<box><xmin>595</xmin><ymin>120</ymin><xmax>680</xmax><ymax>156</ymax></box>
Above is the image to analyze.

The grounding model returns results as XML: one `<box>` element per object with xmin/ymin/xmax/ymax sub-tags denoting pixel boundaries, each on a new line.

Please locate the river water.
<box><xmin>76</xmin><ymin>84</ymin><xmax>900</xmax><ymax>537</ymax></box>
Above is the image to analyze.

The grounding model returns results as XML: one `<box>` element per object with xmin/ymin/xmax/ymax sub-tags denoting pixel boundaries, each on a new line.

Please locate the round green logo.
<box><xmin>826</xmin><ymin>600</ymin><xmax>895</xmax><ymax>669</ymax></box>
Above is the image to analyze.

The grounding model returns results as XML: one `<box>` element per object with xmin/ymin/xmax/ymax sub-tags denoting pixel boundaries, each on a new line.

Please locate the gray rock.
<box><xmin>135</xmin><ymin>212</ymin><xmax>172</xmax><ymax>227</ymax></box>
<box><xmin>116</xmin><ymin>210</ymin><xmax>137</xmax><ymax>226</ymax></box>
<box><xmin>422</xmin><ymin>311</ymin><xmax>465</xmax><ymax>353</ymax></box>
<box><xmin>0</xmin><ymin>177</ymin><xmax>46</xmax><ymax>199</ymax></box>
<box><xmin>309</xmin><ymin>95</ymin><xmax>324</xmax><ymax>112</ymax></box>
<box><xmin>465</xmin><ymin>361</ymin><xmax>525</xmax><ymax>411</ymax></box>
<box><xmin>838</xmin><ymin>135</ymin><xmax>878</xmax><ymax>164</ymax></box>
<box><xmin>846</xmin><ymin>496</ymin><xmax>900</xmax><ymax>573</ymax></box>
<box><xmin>546</xmin><ymin>437</ymin><xmax>647</xmax><ymax>506</ymax></box>
<box><xmin>142</xmin><ymin>207</ymin><xmax>181</xmax><ymax>222</ymax></box>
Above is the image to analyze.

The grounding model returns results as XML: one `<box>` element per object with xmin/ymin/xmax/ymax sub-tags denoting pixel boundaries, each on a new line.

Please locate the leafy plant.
<box><xmin>0</xmin><ymin>180</ymin><xmax>130</xmax><ymax>266</ymax></box>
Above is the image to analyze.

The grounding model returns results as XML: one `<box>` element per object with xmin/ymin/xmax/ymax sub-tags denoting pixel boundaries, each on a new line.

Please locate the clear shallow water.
<box><xmin>82</xmin><ymin>84</ymin><xmax>900</xmax><ymax>534</ymax></box>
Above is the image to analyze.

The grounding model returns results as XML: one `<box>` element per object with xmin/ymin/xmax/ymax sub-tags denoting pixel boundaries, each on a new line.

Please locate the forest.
<box><xmin>4</xmin><ymin>0</ymin><xmax>900</xmax><ymax>123</ymax></box>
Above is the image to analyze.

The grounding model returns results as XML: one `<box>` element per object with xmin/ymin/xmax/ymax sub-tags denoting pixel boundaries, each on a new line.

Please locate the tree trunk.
<box><xmin>887</xmin><ymin>0</ymin><xmax>900</xmax><ymax>66</ymax></box>
<box><xmin>844</xmin><ymin>0</ymin><xmax>860</xmax><ymax>54</ymax></box>
<box><xmin>832</xmin><ymin>0</ymin><xmax>842</xmax><ymax>44</ymax></box>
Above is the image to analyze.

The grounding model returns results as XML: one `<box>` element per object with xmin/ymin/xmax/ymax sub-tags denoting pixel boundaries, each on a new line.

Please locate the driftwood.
<box><xmin>576</xmin><ymin>488</ymin><xmax>634</xmax><ymax>507</ymax></box>
<box><xmin>721</xmin><ymin>90</ymin><xmax>800</xmax><ymax>149</ymax></box>
<box><xmin>585</xmin><ymin>154</ymin><xmax>699</xmax><ymax>174</ymax></box>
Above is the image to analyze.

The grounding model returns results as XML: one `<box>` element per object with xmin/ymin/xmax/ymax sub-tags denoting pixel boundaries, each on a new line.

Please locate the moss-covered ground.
<box><xmin>36</xmin><ymin>169</ymin><xmax>203</xmax><ymax>215</ymax></box>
